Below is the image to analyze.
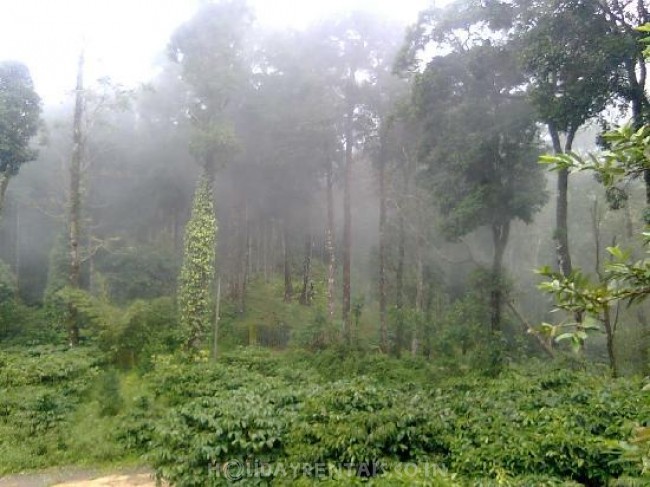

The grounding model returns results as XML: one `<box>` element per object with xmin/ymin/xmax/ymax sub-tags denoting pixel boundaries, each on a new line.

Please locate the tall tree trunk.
<box><xmin>549</xmin><ymin>124</ymin><xmax>574</xmax><ymax>278</ymax></box>
<box><xmin>603</xmin><ymin>306</ymin><xmax>618</xmax><ymax>378</ymax></box>
<box><xmin>263</xmin><ymin>220</ymin><xmax>270</xmax><ymax>282</ymax></box>
<box><xmin>66</xmin><ymin>51</ymin><xmax>85</xmax><ymax>347</ymax></box>
<box><xmin>413</xmin><ymin>216</ymin><xmax>424</xmax><ymax>357</ymax></box>
<box><xmin>283</xmin><ymin>220</ymin><xmax>293</xmax><ymax>302</ymax></box>
<box><xmin>326</xmin><ymin>155</ymin><xmax>336</xmax><ymax>321</ymax></box>
<box><xmin>240</xmin><ymin>199</ymin><xmax>249</xmax><ymax>314</ymax></box>
<box><xmin>256</xmin><ymin>219</ymin><xmax>262</xmax><ymax>276</ymax></box>
<box><xmin>394</xmin><ymin>208</ymin><xmax>405</xmax><ymax>356</ymax></box>
<box><xmin>299</xmin><ymin>232</ymin><xmax>312</xmax><ymax>305</ymax></box>
<box><xmin>342</xmin><ymin>93</ymin><xmax>353</xmax><ymax>343</ymax></box>
<box><xmin>396</xmin><ymin>205</ymin><xmax>405</xmax><ymax>310</ymax></box>
<box><xmin>378</xmin><ymin>137</ymin><xmax>388</xmax><ymax>352</ymax></box>
<box><xmin>14</xmin><ymin>201</ymin><xmax>19</xmax><ymax>289</ymax></box>
<box><xmin>490</xmin><ymin>221</ymin><xmax>510</xmax><ymax>333</ymax></box>
<box><xmin>0</xmin><ymin>171</ymin><xmax>10</xmax><ymax>220</ymax></box>
<box><xmin>212</xmin><ymin>277</ymin><xmax>221</xmax><ymax>362</ymax></box>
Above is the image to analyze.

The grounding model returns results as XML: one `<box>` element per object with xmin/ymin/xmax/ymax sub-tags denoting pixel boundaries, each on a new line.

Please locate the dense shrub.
<box><xmin>0</xmin><ymin>261</ymin><xmax>22</xmax><ymax>339</ymax></box>
<box><xmin>0</xmin><ymin>346</ymin><xmax>106</xmax><ymax>473</ymax></box>
<box><xmin>136</xmin><ymin>352</ymin><xmax>649</xmax><ymax>486</ymax></box>
<box><xmin>0</xmin><ymin>346</ymin><xmax>647</xmax><ymax>484</ymax></box>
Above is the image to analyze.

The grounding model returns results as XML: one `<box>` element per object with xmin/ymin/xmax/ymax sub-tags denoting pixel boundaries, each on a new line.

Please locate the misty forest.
<box><xmin>2</xmin><ymin>0</ymin><xmax>650</xmax><ymax>485</ymax></box>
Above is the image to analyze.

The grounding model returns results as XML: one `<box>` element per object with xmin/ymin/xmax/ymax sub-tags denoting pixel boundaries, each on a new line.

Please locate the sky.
<box><xmin>0</xmin><ymin>0</ymin><xmax>430</xmax><ymax>106</ymax></box>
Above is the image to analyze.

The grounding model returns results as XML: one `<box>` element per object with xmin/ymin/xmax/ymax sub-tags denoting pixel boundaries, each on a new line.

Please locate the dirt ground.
<box><xmin>0</xmin><ymin>468</ymin><xmax>157</xmax><ymax>487</ymax></box>
<box><xmin>52</xmin><ymin>473</ymin><xmax>156</xmax><ymax>487</ymax></box>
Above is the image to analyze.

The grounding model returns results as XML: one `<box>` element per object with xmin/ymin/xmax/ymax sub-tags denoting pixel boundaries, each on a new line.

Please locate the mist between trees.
<box><xmin>1</xmin><ymin>0</ymin><xmax>650</xmax><ymax>373</ymax></box>
<box><xmin>2</xmin><ymin>0</ymin><xmax>650</xmax><ymax>484</ymax></box>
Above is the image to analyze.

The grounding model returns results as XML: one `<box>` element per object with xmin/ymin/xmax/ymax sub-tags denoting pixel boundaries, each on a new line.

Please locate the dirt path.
<box><xmin>0</xmin><ymin>468</ymin><xmax>156</xmax><ymax>487</ymax></box>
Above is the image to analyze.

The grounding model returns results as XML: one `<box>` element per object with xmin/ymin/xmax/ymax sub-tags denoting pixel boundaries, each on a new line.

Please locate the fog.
<box><xmin>3</xmin><ymin>0</ymin><xmax>650</xmax><ymax>483</ymax></box>
<box><xmin>1</xmin><ymin>0</ymin><xmax>648</xmax><ymax>368</ymax></box>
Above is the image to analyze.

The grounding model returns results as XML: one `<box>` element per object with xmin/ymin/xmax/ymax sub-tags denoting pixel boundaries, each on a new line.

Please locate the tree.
<box><xmin>168</xmin><ymin>0</ymin><xmax>250</xmax><ymax>181</ymax></box>
<box><xmin>540</xmin><ymin>120</ymin><xmax>650</xmax><ymax>375</ymax></box>
<box><xmin>169</xmin><ymin>0</ymin><xmax>250</xmax><ymax>328</ymax></box>
<box><xmin>412</xmin><ymin>44</ymin><xmax>548</xmax><ymax>331</ymax></box>
<box><xmin>178</xmin><ymin>176</ymin><xmax>216</xmax><ymax>351</ymax></box>
<box><xmin>311</xmin><ymin>12</ymin><xmax>403</xmax><ymax>341</ymax></box>
<box><xmin>513</xmin><ymin>0</ymin><xmax>624</xmax><ymax>277</ymax></box>
<box><xmin>65</xmin><ymin>51</ymin><xmax>86</xmax><ymax>346</ymax></box>
<box><xmin>401</xmin><ymin>0</ymin><xmax>625</xmax><ymax>279</ymax></box>
<box><xmin>170</xmin><ymin>0</ymin><xmax>250</xmax><ymax>314</ymax></box>
<box><xmin>0</xmin><ymin>61</ymin><xmax>41</xmax><ymax>218</ymax></box>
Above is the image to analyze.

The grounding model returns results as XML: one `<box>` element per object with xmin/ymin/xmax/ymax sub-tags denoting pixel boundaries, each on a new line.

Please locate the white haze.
<box><xmin>0</xmin><ymin>0</ymin><xmax>430</xmax><ymax>105</ymax></box>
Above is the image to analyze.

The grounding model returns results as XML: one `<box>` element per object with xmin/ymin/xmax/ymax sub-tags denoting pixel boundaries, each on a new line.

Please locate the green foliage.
<box><xmin>514</xmin><ymin>0</ymin><xmax>623</xmax><ymax>133</ymax></box>
<box><xmin>178</xmin><ymin>176</ymin><xmax>217</xmax><ymax>351</ymax></box>
<box><xmin>537</xmin><ymin>110</ymin><xmax>650</xmax><ymax>359</ymax></box>
<box><xmin>0</xmin><ymin>346</ymin><xmax>105</xmax><ymax>472</ymax></box>
<box><xmin>0</xmin><ymin>61</ymin><xmax>41</xmax><ymax>176</ymax></box>
<box><xmin>540</xmin><ymin>124</ymin><xmax>650</xmax><ymax>190</ymax></box>
<box><xmin>0</xmin><ymin>345</ymin><xmax>648</xmax><ymax>483</ymax></box>
<box><xmin>0</xmin><ymin>260</ymin><xmax>21</xmax><ymax>339</ymax></box>
<box><xmin>222</xmin><ymin>275</ymin><xmax>332</xmax><ymax>350</ymax></box>
<box><xmin>49</xmin><ymin>286</ymin><xmax>180</xmax><ymax>367</ymax></box>
<box><xmin>93</xmin><ymin>245</ymin><xmax>179</xmax><ymax>304</ymax></box>
<box><xmin>413</xmin><ymin>44</ymin><xmax>547</xmax><ymax>240</ymax></box>
<box><xmin>123</xmin><ymin>350</ymin><xmax>650</xmax><ymax>485</ymax></box>
<box><xmin>97</xmin><ymin>369</ymin><xmax>123</xmax><ymax>417</ymax></box>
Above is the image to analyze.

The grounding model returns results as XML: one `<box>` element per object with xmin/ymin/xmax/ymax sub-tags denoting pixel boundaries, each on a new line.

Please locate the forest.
<box><xmin>0</xmin><ymin>0</ymin><xmax>650</xmax><ymax>485</ymax></box>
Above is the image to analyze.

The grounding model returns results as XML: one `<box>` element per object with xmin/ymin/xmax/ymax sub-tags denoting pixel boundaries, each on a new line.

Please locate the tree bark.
<box><xmin>299</xmin><ymin>232</ymin><xmax>312</xmax><ymax>305</ymax></box>
<box><xmin>396</xmin><ymin>213</ymin><xmax>405</xmax><ymax>311</ymax></box>
<box><xmin>240</xmin><ymin>199</ymin><xmax>249</xmax><ymax>314</ymax></box>
<box><xmin>490</xmin><ymin>221</ymin><xmax>510</xmax><ymax>333</ymax></box>
<box><xmin>549</xmin><ymin>124</ymin><xmax>574</xmax><ymax>278</ymax></box>
<box><xmin>378</xmin><ymin>136</ymin><xmax>388</xmax><ymax>352</ymax></box>
<box><xmin>603</xmin><ymin>306</ymin><xmax>618</xmax><ymax>378</ymax></box>
<box><xmin>212</xmin><ymin>277</ymin><xmax>221</xmax><ymax>362</ymax></box>
<box><xmin>14</xmin><ymin>202</ymin><xmax>19</xmax><ymax>289</ymax></box>
<box><xmin>66</xmin><ymin>51</ymin><xmax>85</xmax><ymax>347</ymax></box>
<box><xmin>506</xmin><ymin>300</ymin><xmax>555</xmax><ymax>358</ymax></box>
<box><xmin>283</xmin><ymin>220</ymin><xmax>293</xmax><ymax>302</ymax></box>
<box><xmin>325</xmin><ymin>156</ymin><xmax>336</xmax><ymax>320</ymax></box>
<box><xmin>413</xmin><ymin>217</ymin><xmax>424</xmax><ymax>357</ymax></box>
<box><xmin>0</xmin><ymin>171</ymin><xmax>10</xmax><ymax>220</ymax></box>
<box><xmin>342</xmin><ymin>87</ymin><xmax>354</xmax><ymax>343</ymax></box>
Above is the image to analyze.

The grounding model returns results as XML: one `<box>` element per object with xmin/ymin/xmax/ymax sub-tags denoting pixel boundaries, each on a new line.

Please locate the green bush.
<box><xmin>138</xmin><ymin>353</ymin><xmax>649</xmax><ymax>486</ymax></box>
<box><xmin>0</xmin><ymin>261</ymin><xmax>21</xmax><ymax>340</ymax></box>
<box><xmin>1</xmin><ymin>346</ymin><xmax>648</xmax><ymax>484</ymax></box>
<box><xmin>98</xmin><ymin>369</ymin><xmax>123</xmax><ymax>416</ymax></box>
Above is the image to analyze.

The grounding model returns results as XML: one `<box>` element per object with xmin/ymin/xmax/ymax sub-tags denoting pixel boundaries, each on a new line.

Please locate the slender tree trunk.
<box><xmin>396</xmin><ymin>209</ymin><xmax>405</xmax><ymax>310</ymax></box>
<box><xmin>283</xmin><ymin>220</ymin><xmax>293</xmax><ymax>302</ymax></box>
<box><xmin>342</xmin><ymin>93</ymin><xmax>353</xmax><ymax>343</ymax></box>
<box><xmin>603</xmin><ymin>306</ymin><xmax>618</xmax><ymax>378</ymax></box>
<box><xmin>299</xmin><ymin>232</ymin><xmax>312</xmax><ymax>305</ymax></box>
<box><xmin>0</xmin><ymin>171</ymin><xmax>10</xmax><ymax>220</ymax></box>
<box><xmin>256</xmin><ymin>219</ymin><xmax>262</xmax><ymax>276</ymax></box>
<box><xmin>549</xmin><ymin>124</ymin><xmax>574</xmax><ymax>278</ymax></box>
<box><xmin>378</xmin><ymin>138</ymin><xmax>388</xmax><ymax>352</ymax></box>
<box><xmin>264</xmin><ymin>220</ymin><xmax>271</xmax><ymax>282</ymax></box>
<box><xmin>240</xmin><ymin>200</ymin><xmax>249</xmax><ymax>313</ymax></box>
<box><xmin>326</xmin><ymin>156</ymin><xmax>336</xmax><ymax>321</ymax></box>
<box><xmin>490</xmin><ymin>221</ymin><xmax>510</xmax><ymax>333</ymax></box>
<box><xmin>66</xmin><ymin>51</ymin><xmax>85</xmax><ymax>347</ymax></box>
<box><xmin>506</xmin><ymin>300</ymin><xmax>555</xmax><ymax>358</ymax></box>
<box><xmin>394</xmin><ymin>209</ymin><xmax>405</xmax><ymax>356</ymax></box>
<box><xmin>14</xmin><ymin>202</ymin><xmax>19</xmax><ymax>289</ymax></box>
<box><xmin>212</xmin><ymin>277</ymin><xmax>221</xmax><ymax>362</ymax></box>
<box><xmin>413</xmin><ymin>223</ymin><xmax>424</xmax><ymax>357</ymax></box>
